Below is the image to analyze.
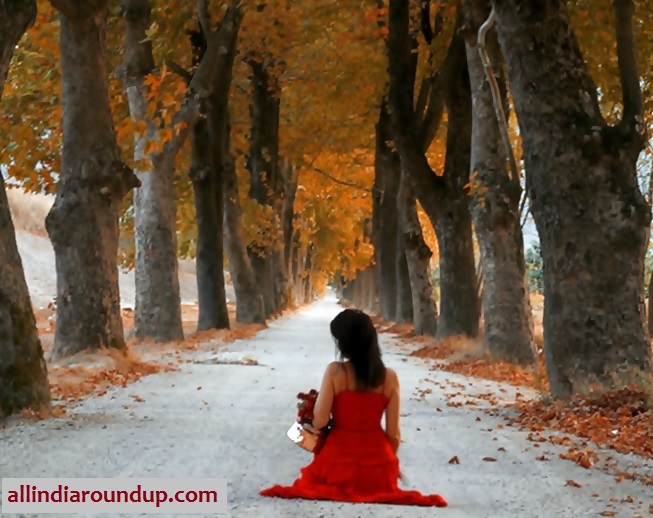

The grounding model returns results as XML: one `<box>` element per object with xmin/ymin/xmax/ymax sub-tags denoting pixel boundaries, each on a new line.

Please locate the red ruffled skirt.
<box><xmin>260</xmin><ymin>427</ymin><xmax>447</xmax><ymax>507</ymax></box>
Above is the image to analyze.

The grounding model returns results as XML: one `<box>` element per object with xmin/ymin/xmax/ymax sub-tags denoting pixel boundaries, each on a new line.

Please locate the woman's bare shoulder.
<box><xmin>325</xmin><ymin>361</ymin><xmax>343</xmax><ymax>375</ymax></box>
<box><xmin>385</xmin><ymin>367</ymin><xmax>400</xmax><ymax>387</ymax></box>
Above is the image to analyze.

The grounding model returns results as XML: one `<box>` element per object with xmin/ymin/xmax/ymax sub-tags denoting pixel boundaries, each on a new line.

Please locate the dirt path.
<box><xmin>1</xmin><ymin>294</ymin><xmax>651</xmax><ymax>517</ymax></box>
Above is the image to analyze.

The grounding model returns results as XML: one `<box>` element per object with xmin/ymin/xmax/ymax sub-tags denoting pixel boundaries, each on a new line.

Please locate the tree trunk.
<box><xmin>0</xmin><ymin>0</ymin><xmax>50</xmax><ymax>417</ymax></box>
<box><xmin>648</xmin><ymin>273</ymin><xmax>653</xmax><ymax>338</ymax></box>
<box><xmin>493</xmin><ymin>0</ymin><xmax>653</xmax><ymax>397</ymax></box>
<box><xmin>462</xmin><ymin>0</ymin><xmax>534</xmax><ymax>364</ymax></box>
<box><xmin>120</xmin><ymin>0</ymin><xmax>183</xmax><ymax>342</ymax></box>
<box><xmin>46</xmin><ymin>1</ymin><xmax>141</xmax><ymax>358</ymax></box>
<box><xmin>190</xmin><ymin>117</ymin><xmax>229</xmax><ymax>330</ymax></box>
<box><xmin>247</xmin><ymin>61</ymin><xmax>282</xmax><ymax>318</ymax></box>
<box><xmin>398</xmin><ymin>172</ymin><xmax>438</xmax><ymax>336</ymax></box>
<box><xmin>387</xmin><ymin>1</ymin><xmax>479</xmax><ymax>338</ymax></box>
<box><xmin>303</xmin><ymin>244</ymin><xmax>314</xmax><ymax>303</ymax></box>
<box><xmin>366</xmin><ymin>266</ymin><xmax>380</xmax><ymax>313</ymax></box>
<box><xmin>224</xmin><ymin>113</ymin><xmax>265</xmax><ymax>324</ymax></box>
<box><xmin>395</xmin><ymin>228</ymin><xmax>413</xmax><ymax>324</ymax></box>
<box><xmin>290</xmin><ymin>234</ymin><xmax>302</xmax><ymax>304</ymax></box>
<box><xmin>372</xmin><ymin>102</ymin><xmax>400</xmax><ymax>321</ymax></box>
<box><xmin>186</xmin><ymin>5</ymin><xmax>243</xmax><ymax>331</ymax></box>
<box><xmin>435</xmin><ymin>32</ymin><xmax>480</xmax><ymax>339</ymax></box>
<box><xmin>281</xmin><ymin>159</ymin><xmax>297</xmax><ymax>306</ymax></box>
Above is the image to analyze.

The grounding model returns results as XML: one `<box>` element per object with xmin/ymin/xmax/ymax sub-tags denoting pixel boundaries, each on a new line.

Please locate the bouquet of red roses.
<box><xmin>293</xmin><ymin>389</ymin><xmax>333</xmax><ymax>453</ymax></box>
<box><xmin>296</xmin><ymin>389</ymin><xmax>318</xmax><ymax>426</ymax></box>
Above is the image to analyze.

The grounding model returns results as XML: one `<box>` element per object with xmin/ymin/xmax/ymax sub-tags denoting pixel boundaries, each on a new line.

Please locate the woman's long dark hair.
<box><xmin>330</xmin><ymin>309</ymin><xmax>385</xmax><ymax>390</ymax></box>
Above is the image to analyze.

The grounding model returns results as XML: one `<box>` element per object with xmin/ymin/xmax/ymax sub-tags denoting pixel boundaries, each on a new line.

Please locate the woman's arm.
<box><xmin>312</xmin><ymin>362</ymin><xmax>338</xmax><ymax>430</ymax></box>
<box><xmin>384</xmin><ymin>370</ymin><xmax>401</xmax><ymax>454</ymax></box>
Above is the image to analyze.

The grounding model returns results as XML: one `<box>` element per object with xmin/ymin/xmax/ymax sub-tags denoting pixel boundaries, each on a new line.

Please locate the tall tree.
<box><xmin>462</xmin><ymin>0</ymin><xmax>535</xmax><ymax>364</ymax></box>
<box><xmin>46</xmin><ymin>0</ymin><xmax>140</xmax><ymax>358</ymax></box>
<box><xmin>120</xmin><ymin>0</ymin><xmax>183</xmax><ymax>342</ymax></box>
<box><xmin>492</xmin><ymin>0</ymin><xmax>653</xmax><ymax>397</ymax></box>
<box><xmin>0</xmin><ymin>0</ymin><xmax>50</xmax><ymax>418</ymax></box>
<box><xmin>246</xmin><ymin>59</ymin><xmax>283</xmax><ymax>318</ymax></box>
<box><xmin>372</xmin><ymin>101</ymin><xmax>400</xmax><ymax>321</ymax></box>
<box><xmin>120</xmin><ymin>0</ymin><xmax>244</xmax><ymax>339</ymax></box>
<box><xmin>387</xmin><ymin>0</ymin><xmax>479</xmax><ymax>338</ymax></box>
<box><xmin>188</xmin><ymin>1</ymin><xmax>243</xmax><ymax>331</ymax></box>
<box><xmin>224</xmin><ymin>110</ymin><xmax>266</xmax><ymax>324</ymax></box>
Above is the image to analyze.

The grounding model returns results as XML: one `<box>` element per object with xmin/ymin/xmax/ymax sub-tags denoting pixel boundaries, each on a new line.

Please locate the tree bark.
<box><xmin>648</xmin><ymin>273</ymin><xmax>653</xmax><ymax>338</ymax></box>
<box><xmin>462</xmin><ymin>1</ymin><xmax>534</xmax><ymax>364</ymax></box>
<box><xmin>190</xmin><ymin>117</ymin><xmax>230</xmax><ymax>330</ymax></box>
<box><xmin>0</xmin><ymin>0</ymin><xmax>50</xmax><ymax>417</ymax></box>
<box><xmin>120</xmin><ymin>0</ymin><xmax>183</xmax><ymax>342</ymax></box>
<box><xmin>186</xmin><ymin>3</ymin><xmax>243</xmax><ymax>331</ymax></box>
<box><xmin>303</xmin><ymin>244</ymin><xmax>314</xmax><ymax>303</ymax></box>
<box><xmin>372</xmin><ymin>101</ymin><xmax>400</xmax><ymax>321</ymax></box>
<box><xmin>46</xmin><ymin>0</ymin><xmax>141</xmax><ymax>358</ymax></box>
<box><xmin>246</xmin><ymin>60</ymin><xmax>282</xmax><ymax>318</ymax></box>
<box><xmin>395</xmin><ymin>228</ymin><xmax>413</xmax><ymax>324</ymax></box>
<box><xmin>223</xmin><ymin>112</ymin><xmax>265</xmax><ymax>324</ymax></box>
<box><xmin>281</xmin><ymin>158</ymin><xmax>297</xmax><ymax>306</ymax></box>
<box><xmin>492</xmin><ymin>0</ymin><xmax>652</xmax><ymax>397</ymax></box>
<box><xmin>398</xmin><ymin>172</ymin><xmax>438</xmax><ymax>336</ymax></box>
<box><xmin>435</xmin><ymin>32</ymin><xmax>480</xmax><ymax>339</ymax></box>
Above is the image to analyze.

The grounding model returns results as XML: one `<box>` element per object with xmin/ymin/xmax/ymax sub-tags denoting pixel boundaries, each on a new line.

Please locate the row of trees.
<box><xmin>2</xmin><ymin>0</ymin><xmax>653</xmax><ymax>417</ymax></box>
<box><xmin>342</xmin><ymin>0</ymin><xmax>653</xmax><ymax>399</ymax></box>
<box><xmin>1</xmin><ymin>0</ymin><xmax>377</xmax><ymax>417</ymax></box>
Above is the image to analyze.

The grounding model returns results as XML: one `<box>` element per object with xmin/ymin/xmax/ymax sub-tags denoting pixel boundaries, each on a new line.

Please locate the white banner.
<box><xmin>1</xmin><ymin>478</ymin><xmax>227</xmax><ymax>514</ymax></box>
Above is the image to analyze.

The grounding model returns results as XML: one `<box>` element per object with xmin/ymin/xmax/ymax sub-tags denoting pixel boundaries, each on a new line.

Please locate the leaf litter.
<box><xmin>378</xmin><ymin>320</ymin><xmax>653</xmax><ymax>489</ymax></box>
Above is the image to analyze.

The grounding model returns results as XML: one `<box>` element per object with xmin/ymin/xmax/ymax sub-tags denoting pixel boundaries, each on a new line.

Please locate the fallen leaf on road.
<box><xmin>497</xmin><ymin>447</ymin><xmax>506</xmax><ymax>452</ymax></box>
<box><xmin>535</xmin><ymin>455</ymin><xmax>549</xmax><ymax>461</ymax></box>
<box><xmin>598</xmin><ymin>511</ymin><xmax>616</xmax><ymax>517</ymax></box>
<box><xmin>50</xmin><ymin>406</ymin><xmax>67</xmax><ymax>418</ymax></box>
<box><xmin>565</xmin><ymin>479</ymin><xmax>582</xmax><ymax>488</ymax></box>
<box><xmin>448</xmin><ymin>456</ymin><xmax>460</xmax><ymax>465</ymax></box>
<box><xmin>482</xmin><ymin>457</ymin><xmax>497</xmax><ymax>462</ymax></box>
<box><xmin>197</xmin><ymin>386</ymin><xmax>202</xmax><ymax>390</ymax></box>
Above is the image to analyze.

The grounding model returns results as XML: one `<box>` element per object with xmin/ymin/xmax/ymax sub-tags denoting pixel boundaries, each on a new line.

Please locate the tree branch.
<box><xmin>614</xmin><ymin>0</ymin><xmax>646</xmax><ymax>147</ymax></box>
<box><xmin>417</xmin><ymin>73</ymin><xmax>445</xmax><ymax>152</ymax></box>
<box><xmin>476</xmin><ymin>5</ymin><xmax>519</xmax><ymax>182</ymax></box>
<box><xmin>165</xmin><ymin>0</ymin><xmax>243</xmax><ymax>157</ymax></box>
<box><xmin>387</xmin><ymin>0</ymin><xmax>416</xmax><ymax>135</ymax></box>
<box><xmin>414</xmin><ymin>75</ymin><xmax>431</xmax><ymax>126</ymax></box>
<box><xmin>310</xmin><ymin>166</ymin><xmax>372</xmax><ymax>193</ymax></box>
<box><xmin>166</xmin><ymin>60</ymin><xmax>192</xmax><ymax>85</ymax></box>
<box><xmin>196</xmin><ymin>0</ymin><xmax>212</xmax><ymax>35</ymax></box>
<box><xmin>0</xmin><ymin>2</ymin><xmax>37</xmax><ymax>96</ymax></box>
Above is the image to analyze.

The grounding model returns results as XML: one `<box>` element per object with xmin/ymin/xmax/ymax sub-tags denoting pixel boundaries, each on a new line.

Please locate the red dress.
<box><xmin>260</xmin><ymin>373</ymin><xmax>447</xmax><ymax>507</ymax></box>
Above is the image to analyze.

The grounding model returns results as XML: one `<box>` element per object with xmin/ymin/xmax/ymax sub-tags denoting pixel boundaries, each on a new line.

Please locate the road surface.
<box><xmin>1</xmin><ymin>294</ymin><xmax>651</xmax><ymax>517</ymax></box>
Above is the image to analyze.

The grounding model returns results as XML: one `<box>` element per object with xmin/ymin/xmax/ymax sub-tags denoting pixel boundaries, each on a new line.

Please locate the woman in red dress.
<box><xmin>260</xmin><ymin>308</ymin><xmax>447</xmax><ymax>507</ymax></box>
